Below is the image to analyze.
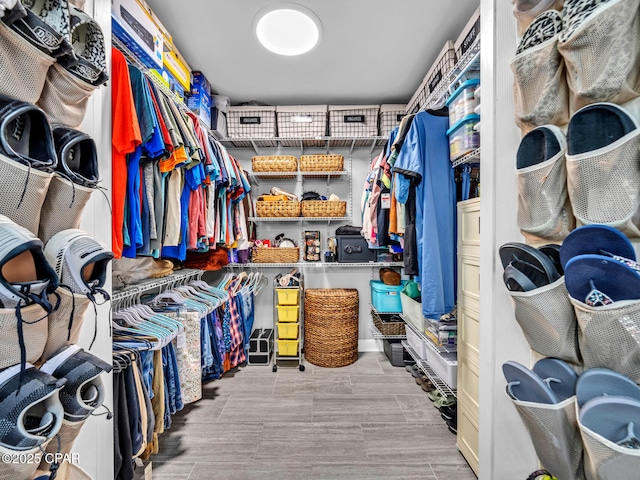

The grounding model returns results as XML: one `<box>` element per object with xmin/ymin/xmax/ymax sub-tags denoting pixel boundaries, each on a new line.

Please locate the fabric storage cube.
<box><xmin>429</xmin><ymin>351</ymin><xmax>458</xmax><ymax>389</ymax></box>
<box><xmin>276</xmin><ymin>288</ymin><xmax>299</xmax><ymax>306</ymax></box>
<box><xmin>379</xmin><ymin>104</ymin><xmax>406</xmax><ymax>137</ymax></box>
<box><xmin>276</xmin><ymin>305</ymin><xmax>299</xmax><ymax>322</ymax></box>
<box><xmin>329</xmin><ymin>105</ymin><xmax>379</xmax><ymax>137</ymax></box>
<box><xmin>446</xmin><ymin>79</ymin><xmax>480</xmax><ymax>126</ymax></box>
<box><xmin>277</xmin><ymin>322</ymin><xmax>299</xmax><ymax>339</ymax></box>
<box><xmin>447</xmin><ymin>114</ymin><xmax>480</xmax><ymax>162</ymax></box>
<box><xmin>277</xmin><ymin>339</ymin><xmax>299</xmax><ymax>356</ymax></box>
<box><xmin>370</xmin><ymin>280</ymin><xmax>407</xmax><ymax>313</ymax></box>
<box><xmin>227</xmin><ymin>105</ymin><xmax>277</xmax><ymax>147</ymax></box>
<box><xmin>276</xmin><ymin>105</ymin><xmax>327</xmax><ymax>146</ymax></box>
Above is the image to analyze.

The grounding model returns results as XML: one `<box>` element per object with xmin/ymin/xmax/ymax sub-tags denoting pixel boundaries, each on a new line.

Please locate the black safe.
<box><xmin>336</xmin><ymin>234</ymin><xmax>376</xmax><ymax>263</ymax></box>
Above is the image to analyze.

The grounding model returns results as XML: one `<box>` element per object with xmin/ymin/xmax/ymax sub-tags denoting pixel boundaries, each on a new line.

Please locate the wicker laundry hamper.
<box><xmin>304</xmin><ymin>289</ymin><xmax>359</xmax><ymax>368</ymax></box>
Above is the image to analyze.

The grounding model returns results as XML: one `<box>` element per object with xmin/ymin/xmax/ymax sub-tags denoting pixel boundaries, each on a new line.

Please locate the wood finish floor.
<box><xmin>145</xmin><ymin>352</ymin><xmax>476</xmax><ymax>480</ymax></box>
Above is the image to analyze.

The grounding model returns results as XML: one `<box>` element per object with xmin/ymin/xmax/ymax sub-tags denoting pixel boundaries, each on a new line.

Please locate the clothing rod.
<box><xmin>111</xmin><ymin>268</ymin><xmax>203</xmax><ymax>304</ymax></box>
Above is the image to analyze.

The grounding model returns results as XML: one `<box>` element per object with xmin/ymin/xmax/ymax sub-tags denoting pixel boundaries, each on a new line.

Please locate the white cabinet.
<box><xmin>457</xmin><ymin>197</ymin><xmax>480</xmax><ymax>476</ymax></box>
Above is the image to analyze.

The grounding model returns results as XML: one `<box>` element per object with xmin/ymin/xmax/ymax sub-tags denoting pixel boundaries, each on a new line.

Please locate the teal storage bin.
<box><xmin>370</xmin><ymin>280</ymin><xmax>407</xmax><ymax>313</ymax></box>
<box><xmin>445</xmin><ymin>78</ymin><xmax>480</xmax><ymax>126</ymax></box>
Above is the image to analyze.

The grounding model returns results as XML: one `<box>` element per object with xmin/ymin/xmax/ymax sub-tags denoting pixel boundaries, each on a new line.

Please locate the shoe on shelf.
<box><xmin>439</xmin><ymin>404</ymin><xmax>457</xmax><ymax>422</ymax></box>
<box><xmin>406</xmin><ymin>364</ymin><xmax>421</xmax><ymax>378</ymax></box>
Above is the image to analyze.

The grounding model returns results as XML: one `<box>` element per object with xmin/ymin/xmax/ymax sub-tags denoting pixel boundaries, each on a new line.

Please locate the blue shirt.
<box><xmin>393</xmin><ymin>110</ymin><xmax>456</xmax><ymax>318</ymax></box>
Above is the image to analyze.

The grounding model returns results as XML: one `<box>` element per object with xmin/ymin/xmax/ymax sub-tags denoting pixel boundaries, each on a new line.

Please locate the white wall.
<box><xmin>229</xmin><ymin>145</ymin><xmax>389</xmax><ymax>352</ymax></box>
<box><xmin>74</xmin><ymin>0</ymin><xmax>114</xmax><ymax>478</ymax></box>
<box><xmin>478</xmin><ymin>1</ymin><xmax>539</xmax><ymax>478</ymax></box>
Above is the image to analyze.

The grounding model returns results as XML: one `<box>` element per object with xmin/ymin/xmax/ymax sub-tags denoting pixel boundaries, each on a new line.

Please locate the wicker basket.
<box><xmin>304</xmin><ymin>289</ymin><xmax>359</xmax><ymax>368</ymax></box>
<box><xmin>252</xmin><ymin>247</ymin><xmax>300</xmax><ymax>263</ymax></box>
<box><xmin>301</xmin><ymin>201</ymin><xmax>347</xmax><ymax>218</ymax></box>
<box><xmin>372</xmin><ymin>310</ymin><xmax>406</xmax><ymax>336</ymax></box>
<box><xmin>256</xmin><ymin>201</ymin><xmax>301</xmax><ymax>217</ymax></box>
<box><xmin>252</xmin><ymin>155</ymin><xmax>298</xmax><ymax>172</ymax></box>
<box><xmin>299</xmin><ymin>154</ymin><xmax>344</xmax><ymax>172</ymax></box>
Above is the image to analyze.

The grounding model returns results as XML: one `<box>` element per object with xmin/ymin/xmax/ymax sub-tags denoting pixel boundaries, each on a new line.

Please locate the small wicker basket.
<box><xmin>252</xmin><ymin>155</ymin><xmax>298</xmax><ymax>172</ymax></box>
<box><xmin>252</xmin><ymin>247</ymin><xmax>300</xmax><ymax>263</ymax></box>
<box><xmin>372</xmin><ymin>310</ymin><xmax>406</xmax><ymax>336</ymax></box>
<box><xmin>299</xmin><ymin>154</ymin><xmax>344</xmax><ymax>172</ymax></box>
<box><xmin>256</xmin><ymin>201</ymin><xmax>301</xmax><ymax>217</ymax></box>
<box><xmin>301</xmin><ymin>200</ymin><xmax>347</xmax><ymax>218</ymax></box>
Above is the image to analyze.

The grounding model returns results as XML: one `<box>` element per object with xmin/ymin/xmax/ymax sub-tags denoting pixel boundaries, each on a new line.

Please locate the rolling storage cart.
<box><xmin>273</xmin><ymin>276</ymin><xmax>305</xmax><ymax>372</ymax></box>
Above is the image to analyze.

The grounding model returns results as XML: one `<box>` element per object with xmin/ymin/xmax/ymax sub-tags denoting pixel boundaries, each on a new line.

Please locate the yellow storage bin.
<box><xmin>277</xmin><ymin>339</ymin><xmax>299</xmax><ymax>356</ymax></box>
<box><xmin>277</xmin><ymin>305</ymin><xmax>299</xmax><ymax>322</ymax></box>
<box><xmin>276</xmin><ymin>288</ymin><xmax>299</xmax><ymax>306</ymax></box>
<box><xmin>277</xmin><ymin>322</ymin><xmax>299</xmax><ymax>339</ymax></box>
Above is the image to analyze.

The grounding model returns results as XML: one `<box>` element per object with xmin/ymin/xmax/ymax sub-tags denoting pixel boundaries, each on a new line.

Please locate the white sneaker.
<box><xmin>44</xmin><ymin>229</ymin><xmax>112</xmax><ymax>299</ymax></box>
<box><xmin>0</xmin><ymin>214</ymin><xmax>58</xmax><ymax>309</ymax></box>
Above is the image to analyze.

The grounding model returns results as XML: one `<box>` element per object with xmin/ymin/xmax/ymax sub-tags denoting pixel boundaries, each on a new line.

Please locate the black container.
<box><xmin>249</xmin><ymin>328</ymin><xmax>274</xmax><ymax>364</ymax></box>
<box><xmin>383</xmin><ymin>339</ymin><xmax>412</xmax><ymax>367</ymax></box>
<box><xmin>336</xmin><ymin>235</ymin><xmax>376</xmax><ymax>263</ymax></box>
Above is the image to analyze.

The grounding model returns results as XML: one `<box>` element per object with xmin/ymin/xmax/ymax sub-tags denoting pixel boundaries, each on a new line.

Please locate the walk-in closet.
<box><xmin>0</xmin><ymin>0</ymin><xmax>637</xmax><ymax>479</ymax></box>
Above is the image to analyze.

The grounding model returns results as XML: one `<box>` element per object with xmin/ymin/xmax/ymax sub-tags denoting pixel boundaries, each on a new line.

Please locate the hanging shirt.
<box><xmin>111</xmin><ymin>48</ymin><xmax>142</xmax><ymax>258</ymax></box>
<box><xmin>393</xmin><ymin>109</ymin><xmax>455</xmax><ymax>318</ymax></box>
<box><xmin>163</xmin><ymin>169</ymin><xmax>183</xmax><ymax>247</ymax></box>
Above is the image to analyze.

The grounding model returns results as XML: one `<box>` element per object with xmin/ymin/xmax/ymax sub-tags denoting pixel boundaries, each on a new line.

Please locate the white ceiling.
<box><xmin>144</xmin><ymin>0</ymin><xmax>480</xmax><ymax>106</ymax></box>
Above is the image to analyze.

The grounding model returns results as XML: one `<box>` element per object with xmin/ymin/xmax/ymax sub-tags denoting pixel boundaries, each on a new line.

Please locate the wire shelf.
<box><xmin>249</xmin><ymin>171</ymin><xmax>348</xmax><ymax>180</ymax></box>
<box><xmin>249</xmin><ymin>217</ymin><xmax>352</xmax><ymax>223</ymax></box>
<box><xmin>370</xmin><ymin>322</ymin><xmax>406</xmax><ymax>340</ymax></box>
<box><xmin>112</xmin><ymin>35</ymin><xmax>213</xmax><ymax>135</ymax></box>
<box><xmin>401</xmin><ymin>340</ymin><xmax>456</xmax><ymax>398</ymax></box>
<box><xmin>218</xmin><ymin>136</ymin><xmax>388</xmax><ymax>154</ymax></box>
<box><xmin>403</xmin><ymin>317</ymin><xmax>457</xmax><ymax>354</ymax></box>
<box><xmin>451</xmin><ymin>147</ymin><xmax>481</xmax><ymax>168</ymax></box>
<box><xmin>226</xmin><ymin>262</ymin><xmax>405</xmax><ymax>269</ymax></box>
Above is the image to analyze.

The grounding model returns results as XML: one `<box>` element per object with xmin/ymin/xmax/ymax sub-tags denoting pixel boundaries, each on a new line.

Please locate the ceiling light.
<box><xmin>255</xmin><ymin>6</ymin><xmax>321</xmax><ymax>56</ymax></box>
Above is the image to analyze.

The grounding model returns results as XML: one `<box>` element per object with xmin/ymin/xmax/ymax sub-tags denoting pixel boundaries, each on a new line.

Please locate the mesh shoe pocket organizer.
<box><xmin>571</xmin><ymin>298</ymin><xmax>640</xmax><ymax>383</ymax></box>
<box><xmin>558</xmin><ymin>0</ymin><xmax>640</xmax><ymax>110</ymax></box>
<box><xmin>511</xmin><ymin>396</ymin><xmax>585</xmax><ymax>480</ymax></box>
<box><xmin>0</xmin><ymin>443</ymin><xmax>50</xmax><ymax>480</ymax></box>
<box><xmin>37</xmin><ymin>64</ymin><xmax>97</xmax><ymax>129</ymax></box>
<box><xmin>36</xmin><ymin>460</ymin><xmax>92</xmax><ymax>480</ymax></box>
<box><xmin>566</xmin><ymin>108</ymin><xmax>640</xmax><ymax>238</ymax></box>
<box><xmin>40</xmin><ymin>289</ymin><xmax>90</xmax><ymax>361</ymax></box>
<box><xmin>511</xmin><ymin>11</ymin><xmax>569</xmax><ymax>132</ymax></box>
<box><xmin>578</xmin><ymin>401</ymin><xmax>640</xmax><ymax>480</ymax></box>
<box><xmin>516</xmin><ymin>126</ymin><xmax>574</xmax><ymax>241</ymax></box>
<box><xmin>0</xmin><ymin>302</ymin><xmax>49</xmax><ymax>369</ymax></box>
<box><xmin>0</xmin><ymin>157</ymin><xmax>52</xmax><ymax>235</ymax></box>
<box><xmin>39</xmin><ymin>176</ymin><xmax>94</xmax><ymax>243</ymax></box>
<box><xmin>510</xmin><ymin>278</ymin><xmax>581</xmax><ymax>364</ymax></box>
<box><xmin>0</xmin><ymin>22</ymin><xmax>54</xmax><ymax>104</ymax></box>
